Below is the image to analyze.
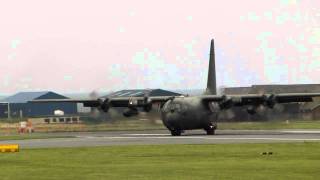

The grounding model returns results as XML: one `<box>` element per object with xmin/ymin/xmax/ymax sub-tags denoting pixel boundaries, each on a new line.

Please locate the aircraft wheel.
<box><xmin>206</xmin><ymin>129</ymin><xmax>215</xmax><ymax>135</ymax></box>
<box><xmin>170</xmin><ymin>129</ymin><xmax>182</xmax><ymax>136</ymax></box>
<box><xmin>205</xmin><ymin>123</ymin><xmax>217</xmax><ymax>135</ymax></box>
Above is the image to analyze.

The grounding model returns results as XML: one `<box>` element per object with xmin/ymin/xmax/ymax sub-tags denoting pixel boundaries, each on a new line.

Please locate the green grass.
<box><xmin>0</xmin><ymin>143</ymin><xmax>320</xmax><ymax>179</ymax></box>
<box><xmin>32</xmin><ymin>120</ymin><xmax>320</xmax><ymax>132</ymax></box>
<box><xmin>0</xmin><ymin>120</ymin><xmax>165</xmax><ymax>134</ymax></box>
<box><xmin>1</xmin><ymin>120</ymin><xmax>320</xmax><ymax>135</ymax></box>
<box><xmin>0</xmin><ymin>134</ymin><xmax>74</xmax><ymax>141</ymax></box>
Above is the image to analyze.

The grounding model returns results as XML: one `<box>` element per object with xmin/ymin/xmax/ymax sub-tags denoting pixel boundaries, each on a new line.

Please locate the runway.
<box><xmin>2</xmin><ymin>129</ymin><xmax>320</xmax><ymax>148</ymax></box>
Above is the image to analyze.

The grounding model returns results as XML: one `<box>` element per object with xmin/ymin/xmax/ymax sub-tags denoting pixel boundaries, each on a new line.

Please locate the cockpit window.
<box><xmin>162</xmin><ymin>102</ymin><xmax>171</xmax><ymax>112</ymax></box>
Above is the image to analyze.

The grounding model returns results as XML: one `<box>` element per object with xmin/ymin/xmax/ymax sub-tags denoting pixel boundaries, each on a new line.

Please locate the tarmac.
<box><xmin>2</xmin><ymin>129</ymin><xmax>320</xmax><ymax>148</ymax></box>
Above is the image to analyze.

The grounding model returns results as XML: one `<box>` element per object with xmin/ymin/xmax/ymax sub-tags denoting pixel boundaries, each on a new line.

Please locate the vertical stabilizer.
<box><xmin>205</xmin><ymin>39</ymin><xmax>217</xmax><ymax>95</ymax></box>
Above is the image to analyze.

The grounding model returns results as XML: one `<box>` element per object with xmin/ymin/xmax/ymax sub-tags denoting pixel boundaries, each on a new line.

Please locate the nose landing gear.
<box><xmin>204</xmin><ymin>123</ymin><xmax>217</xmax><ymax>135</ymax></box>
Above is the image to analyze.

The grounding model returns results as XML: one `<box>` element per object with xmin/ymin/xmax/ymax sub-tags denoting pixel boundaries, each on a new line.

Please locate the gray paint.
<box><xmin>205</xmin><ymin>39</ymin><xmax>217</xmax><ymax>95</ymax></box>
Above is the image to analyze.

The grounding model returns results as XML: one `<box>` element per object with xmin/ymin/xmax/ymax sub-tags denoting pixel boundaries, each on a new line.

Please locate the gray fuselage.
<box><xmin>160</xmin><ymin>97</ymin><xmax>216</xmax><ymax>131</ymax></box>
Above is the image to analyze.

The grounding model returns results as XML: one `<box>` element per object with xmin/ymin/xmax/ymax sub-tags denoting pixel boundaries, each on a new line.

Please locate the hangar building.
<box><xmin>0</xmin><ymin>91</ymin><xmax>77</xmax><ymax>118</ymax></box>
<box><xmin>105</xmin><ymin>89</ymin><xmax>182</xmax><ymax>98</ymax></box>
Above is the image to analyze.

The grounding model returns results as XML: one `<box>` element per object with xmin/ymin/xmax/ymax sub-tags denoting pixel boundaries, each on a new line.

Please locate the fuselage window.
<box><xmin>175</xmin><ymin>104</ymin><xmax>181</xmax><ymax>112</ymax></box>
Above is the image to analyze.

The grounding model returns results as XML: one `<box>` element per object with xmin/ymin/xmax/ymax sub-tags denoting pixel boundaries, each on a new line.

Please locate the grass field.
<box><xmin>2</xmin><ymin>120</ymin><xmax>320</xmax><ymax>134</ymax></box>
<box><xmin>0</xmin><ymin>134</ymin><xmax>74</xmax><ymax>141</ymax></box>
<box><xmin>0</xmin><ymin>143</ymin><xmax>319</xmax><ymax>180</ymax></box>
<box><xmin>1</xmin><ymin>120</ymin><xmax>320</xmax><ymax>137</ymax></box>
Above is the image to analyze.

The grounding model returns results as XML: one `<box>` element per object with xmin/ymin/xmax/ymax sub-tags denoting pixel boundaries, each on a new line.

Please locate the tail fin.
<box><xmin>205</xmin><ymin>39</ymin><xmax>217</xmax><ymax>95</ymax></box>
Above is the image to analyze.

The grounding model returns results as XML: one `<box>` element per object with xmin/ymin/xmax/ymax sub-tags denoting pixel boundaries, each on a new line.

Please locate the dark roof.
<box><xmin>105</xmin><ymin>89</ymin><xmax>182</xmax><ymax>98</ymax></box>
<box><xmin>2</xmin><ymin>91</ymin><xmax>69</xmax><ymax>103</ymax></box>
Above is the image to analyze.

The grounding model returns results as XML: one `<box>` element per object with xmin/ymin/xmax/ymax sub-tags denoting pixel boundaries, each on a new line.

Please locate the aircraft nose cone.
<box><xmin>164</xmin><ymin>113</ymin><xmax>180</xmax><ymax>127</ymax></box>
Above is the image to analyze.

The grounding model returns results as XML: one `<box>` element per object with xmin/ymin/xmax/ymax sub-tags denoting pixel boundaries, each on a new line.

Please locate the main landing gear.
<box><xmin>170</xmin><ymin>129</ymin><xmax>182</xmax><ymax>136</ymax></box>
<box><xmin>169</xmin><ymin>124</ymin><xmax>217</xmax><ymax>136</ymax></box>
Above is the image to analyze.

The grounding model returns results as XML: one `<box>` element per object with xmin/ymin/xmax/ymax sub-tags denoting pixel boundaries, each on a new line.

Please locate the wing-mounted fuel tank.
<box><xmin>246</xmin><ymin>106</ymin><xmax>258</xmax><ymax>115</ymax></box>
<box><xmin>246</xmin><ymin>94</ymin><xmax>277</xmax><ymax>114</ymax></box>
<box><xmin>123</xmin><ymin>98</ymin><xmax>139</xmax><ymax>117</ymax></box>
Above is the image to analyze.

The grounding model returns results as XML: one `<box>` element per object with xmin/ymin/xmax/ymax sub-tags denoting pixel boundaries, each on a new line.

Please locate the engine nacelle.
<box><xmin>123</xmin><ymin>107</ymin><xmax>138</xmax><ymax>117</ymax></box>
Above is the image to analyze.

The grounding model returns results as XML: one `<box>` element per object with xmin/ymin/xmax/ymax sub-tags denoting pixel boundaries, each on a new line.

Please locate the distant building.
<box><xmin>0</xmin><ymin>103</ymin><xmax>8</xmax><ymax>118</ymax></box>
<box><xmin>224</xmin><ymin>84</ymin><xmax>320</xmax><ymax>94</ymax></box>
<box><xmin>0</xmin><ymin>91</ymin><xmax>77</xmax><ymax>118</ymax></box>
<box><xmin>104</xmin><ymin>88</ymin><xmax>182</xmax><ymax>112</ymax></box>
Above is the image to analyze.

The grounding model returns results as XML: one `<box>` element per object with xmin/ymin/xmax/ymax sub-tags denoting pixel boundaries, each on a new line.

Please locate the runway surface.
<box><xmin>2</xmin><ymin>129</ymin><xmax>320</xmax><ymax>148</ymax></box>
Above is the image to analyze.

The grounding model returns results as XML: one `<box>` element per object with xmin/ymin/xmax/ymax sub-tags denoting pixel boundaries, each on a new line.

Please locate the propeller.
<box><xmin>262</xmin><ymin>94</ymin><xmax>277</xmax><ymax>109</ymax></box>
<box><xmin>246</xmin><ymin>104</ymin><xmax>269</xmax><ymax>115</ymax></box>
<box><xmin>89</xmin><ymin>90</ymin><xmax>100</xmax><ymax>118</ymax></box>
<box><xmin>246</xmin><ymin>105</ymin><xmax>257</xmax><ymax>115</ymax></box>
<box><xmin>219</xmin><ymin>95</ymin><xmax>233</xmax><ymax>109</ymax></box>
<box><xmin>99</xmin><ymin>98</ymin><xmax>110</xmax><ymax>113</ymax></box>
<box><xmin>273</xmin><ymin>103</ymin><xmax>285</xmax><ymax>113</ymax></box>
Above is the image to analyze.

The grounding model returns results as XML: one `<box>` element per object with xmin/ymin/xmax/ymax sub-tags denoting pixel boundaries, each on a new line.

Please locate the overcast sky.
<box><xmin>0</xmin><ymin>0</ymin><xmax>319</xmax><ymax>95</ymax></box>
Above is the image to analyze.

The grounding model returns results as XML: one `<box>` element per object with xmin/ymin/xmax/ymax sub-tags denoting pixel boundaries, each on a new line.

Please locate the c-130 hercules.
<box><xmin>33</xmin><ymin>39</ymin><xmax>320</xmax><ymax>136</ymax></box>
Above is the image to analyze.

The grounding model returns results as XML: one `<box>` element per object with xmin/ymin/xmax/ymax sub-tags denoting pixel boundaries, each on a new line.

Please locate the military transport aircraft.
<box><xmin>32</xmin><ymin>39</ymin><xmax>320</xmax><ymax>136</ymax></box>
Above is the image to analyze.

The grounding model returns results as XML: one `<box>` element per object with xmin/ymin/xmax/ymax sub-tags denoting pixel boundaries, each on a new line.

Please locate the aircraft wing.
<box><xmin>30</xmin><ymin>99</ymin><xmax>101</xmax><ymax>107</ymax></box>
<box><xmin>201</xmin><ymin>93</ymin><xmax>320</xmax><ymax>109</ymax></box>
<box><xmin>30</xmin><ymin>96</ymin><xmax>173</xmax><ymax>108</ymax></box>
<box><xmin>99</xmin><ymin>96</ymin><xmax>173</xmax><ymax>107</ymax></box>
<box><xmin>271</xmin><ymin>93</ymin><xmax>320</xmax><ymax>103</ymax></box>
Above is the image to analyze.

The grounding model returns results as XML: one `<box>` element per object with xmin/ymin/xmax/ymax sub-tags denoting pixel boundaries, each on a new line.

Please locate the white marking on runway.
<box><xmin>95</xmin><ymin>136</ymin><xmax>320</xmax><ymax>141</ymax></box>
<box><xmin>281</xmin><ymin>131</ymin><xmax>320</xmax><ymax>134</ymax></box>
<box><xmin>123</xmin><ymin>134</ymin><xmax>170</xmax><ymax>136</ymax></box>
<box><xmin>139</xmin><ymin>119</ymin><xmax>149</xmax><ymax>121</ymax></box>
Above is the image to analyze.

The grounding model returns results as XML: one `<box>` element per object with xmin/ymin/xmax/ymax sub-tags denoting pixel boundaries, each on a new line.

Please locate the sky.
<box><xmin>0</xmin><ymin>0</ymin><xmax>319</xmax><ymax>95</ymax></box>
